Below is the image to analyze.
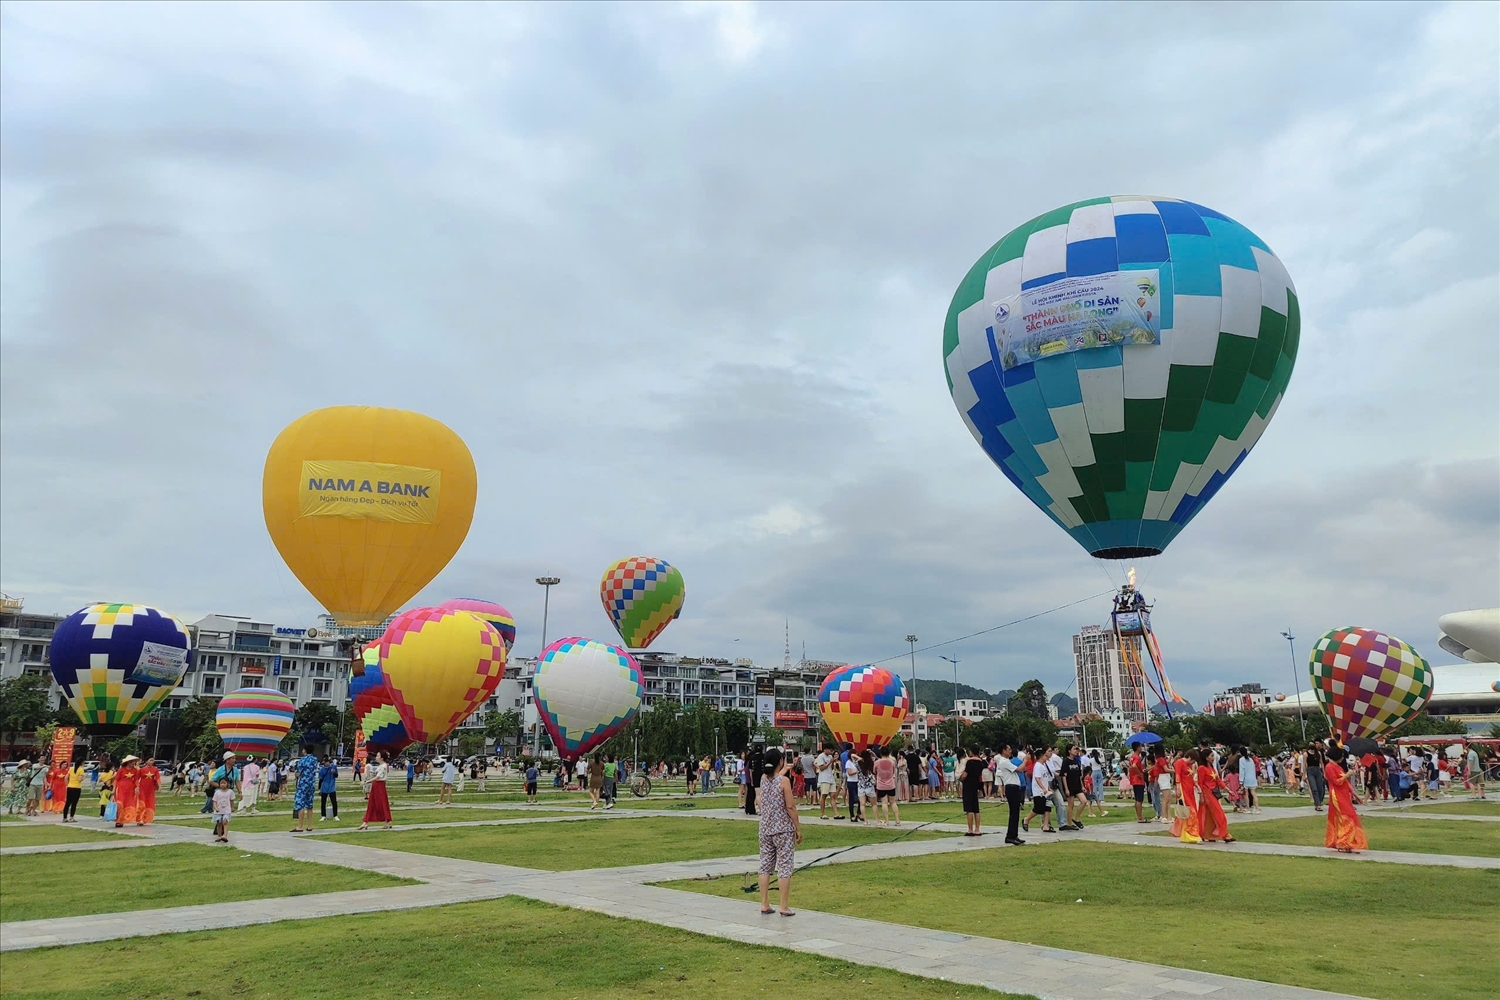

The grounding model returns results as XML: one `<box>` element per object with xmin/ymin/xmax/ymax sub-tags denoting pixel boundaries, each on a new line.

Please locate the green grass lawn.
<box><xmin>1</xmin><ymin>812</ymin><xmax>30</xmax><ymax>822</ymax></box>
<box><xmin>1403</xmin><ymin>799</ymin><xmax>1499</xmax><ymax>816</ymax></box>
<box><xmin>0</xmin><ymin>823</ymin><xmax>125</xmax><ymax>848</ymax></box>
<box><xmin>0</xmin><ymin>842</ymin><xmax>415</xmax><ymax>922</ymax></box>
<box><xmin>0</xmin><ymin>896</ymin><xmax>1033</xmax><ymax>1000</ymax></box>
<box><xmin>668</xmin><ymin>841</ymin><xmax>1497</xmax><ymax>1000</ymax></box>
<box><xmin>325</xmin><ymin>815</ymin><xmax>951</xmax><ymax>870</ymax></box>
<box><xmin>1215</xmin><ymin>815</ymin><xmax>1500</xmax><ymax>858</ymax></box>
<box><xmin>159</xmin><ymin>806</ymin><xmax>580</xmax><ymax>833</ymax></box>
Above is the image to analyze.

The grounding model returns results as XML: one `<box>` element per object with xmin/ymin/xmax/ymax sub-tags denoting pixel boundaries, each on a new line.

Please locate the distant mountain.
<box><xmin>1050</xmin><ymin>693</ymin><xmax>1078</xmax><ymax>716</ymax></box>
<box><xmin>907</xmin><ymin>678</ymin><xmax>1013</xmax><ymax>715</ymax></box>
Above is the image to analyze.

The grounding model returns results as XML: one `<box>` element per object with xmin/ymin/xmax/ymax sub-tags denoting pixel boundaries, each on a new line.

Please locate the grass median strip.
<box><xmin>665</xmin><ymin>840</ymin><xmax>1495</xmax><ymax>1000</ymax></box>
<box><xmin>0</xmin><ymin>823</ymin><xmax>126</xmax><ymax>849</ymax></box>
<box><xmin>0</xmin><ymin>842</ymin><xmax>415</xmax><ymax>922</ymax></box>
<box><xmin>1206</xmin><ymin>814</ymin><xmax>1500</xmax><ymax>857</ymax></box>
<box><xmin>160</xmin><ymin>806</ymin><xmax>580</xmax><ymax>833</ymax></box>
<box><xmin>1402</xmin><ymin>799</ymin><xmax>1499</xmax><ymax>816</ymax></box>
<box><xmin>324</xmin><ymin>815</ymin><xmax>950</xmax><ymax>870</ymax></box>
<box><xmin>0</xmin><ymin>896</ymin><xmax>1034</xmax><ymax>1000</ymax></box>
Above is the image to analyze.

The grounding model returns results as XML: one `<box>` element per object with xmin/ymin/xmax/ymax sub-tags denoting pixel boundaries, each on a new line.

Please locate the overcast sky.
<box><xmin>3</xmin><ymin>1</ymin><xmax>1496</xmax><ymax>708</ymax></box>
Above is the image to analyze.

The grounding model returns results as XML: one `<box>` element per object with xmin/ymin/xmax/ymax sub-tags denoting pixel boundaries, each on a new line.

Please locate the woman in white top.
<box><xmin>358</xmin><ymin>753</ymin><xmax>394</xmax><ymax>831</ymax></box>
<box><xmin>993</xmin><ymin>744</ymin><xmax>1024</xmax><ymax>845</ymax></box>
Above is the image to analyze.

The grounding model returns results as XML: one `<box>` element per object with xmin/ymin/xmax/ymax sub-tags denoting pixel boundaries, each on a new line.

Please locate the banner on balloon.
<box><xmin>51</xmin><ymin>728</ymin><xmax>77</xmax><ymax>767</ymax></box>
<box><xmin>990</xmin><ymin>269</ymin><xmax>1160</xmax><ymax>370</ymax></box>
<box><xmin>297</xmin><ymin>461</ymin><xmax>441</xmax><ymax>523</ymax></box>
<box><xmin>133</xmin><ymin>641</ymin><xmax>189</xmax><ymax>686</ymax></box>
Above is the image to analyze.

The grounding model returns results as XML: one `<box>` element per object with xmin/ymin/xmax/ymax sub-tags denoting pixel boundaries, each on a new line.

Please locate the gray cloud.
<box><xmin>2</xmin><ymin>2</ymin><xmax>1496</xmax><ymax>709</ymax></box>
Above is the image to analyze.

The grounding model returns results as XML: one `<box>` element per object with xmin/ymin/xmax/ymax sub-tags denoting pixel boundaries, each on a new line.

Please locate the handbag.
<box><xmin>1171</xmin><ymin>802</ymin><xmax>1190</xmax><ymax>820</ymax></box>
<box><xmin>104</xmin><ymin>801</ymin><xmax>117</xmax><ymax>821</ymax></box>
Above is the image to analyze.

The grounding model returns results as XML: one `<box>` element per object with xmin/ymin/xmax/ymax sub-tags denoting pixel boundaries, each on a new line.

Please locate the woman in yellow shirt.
<box><xmin>63</xmin><ymin>761</ymin><xmax>86</xmax><ymax>823</ymax></box>
<box><xmin>96</xmin><ymin>768</ymin><xmax>115</xmax><ymax>819</ymax></box>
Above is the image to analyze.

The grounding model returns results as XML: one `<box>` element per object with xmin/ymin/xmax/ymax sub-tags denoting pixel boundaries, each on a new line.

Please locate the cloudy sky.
<box><xmin>3</xmin><ymin>1</ymin><xmax>1496</xmax><ymax>707</ymax></box>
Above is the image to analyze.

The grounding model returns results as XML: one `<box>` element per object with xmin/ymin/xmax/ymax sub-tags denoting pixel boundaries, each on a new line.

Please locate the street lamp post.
<box><xmin>905</xmin><ymin>634</ymin><xmax>919</xmax><ymax>747</ymax></box>
<box><xmin>534</xmin><ymin>577</ymin><xmax>561</xmax><ymax>755</ymax></box>
<box><xmin>1280</xmin><ymin>629</ymin><xmax>1307</xmax><ymax>743</ymax></box>
<box><xmin>939</xmin><ymin>654</ymin><xmax>959</xmax><ymax>751</ymax></box>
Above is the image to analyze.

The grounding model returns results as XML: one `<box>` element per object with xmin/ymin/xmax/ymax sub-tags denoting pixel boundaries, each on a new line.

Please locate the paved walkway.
<box><xmin>15</xmin><ymin>800</ymin><xmax>1492</xmax><ymax>998</ymax></box>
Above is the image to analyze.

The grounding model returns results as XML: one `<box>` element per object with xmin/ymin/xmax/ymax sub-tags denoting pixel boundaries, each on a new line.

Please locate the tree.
<box><xmin>456</xmin><ymin>733</ymin><xmax>486</xmax><ymax>759</ymax></box>
<box><xmin>106</xmin><ymin>735</ymin><xmax>143</xmax><ymax>762</ymax></box>
<box><xmin>1008</xmin><ymin>679</ymin><xmax>1048</xmax><ymax>719</ymax></box>
<box><xmin>53</xmin><ymin>702</ymin><xmax>81</xmax><ymax>727</ymax></box>
<box><xmin>178</xmin><ymin>697</ymin><xmax>225</xmax><ymax>763</ymax></box>
<box><xmin>0</xmin><ymin>674</ymin><xmax>53</xmax><ymax>747</ymax></box>
<box><xmin>485</xmin><ymin>710</ymin><xmax>521</xmax><ymax>754</ymax></box>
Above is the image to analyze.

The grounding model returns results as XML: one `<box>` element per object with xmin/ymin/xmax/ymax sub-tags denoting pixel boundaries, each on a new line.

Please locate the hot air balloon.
<box><xmin>1309</xmin><ymin>627</ymin><xmax>1433</xmax><ymax>741</ymax></box>
<box><xmin>216</xmin><ymin>688</ymin><xmax>296</xmax><ymax>755</ymax></box>
<box><xmin>817</xmin><ymin>665</ymin><xmax>909</xmax><ymax>752</ymax></box>
<box><xmin>49</xmin><ymin>603</ymin><xmax>193</xmax><ymax>736</ymax></box>
<box><xmin>533</xmin><ymin>637</ymin><xmax>643</xmax><ymax>757</ymax></box>
<box><xmin>943</xmin><ymin>198</ymin><xmax>1298</xmax><ymax>559</ymax></box>
<box><xmin>378</xmin><ymin>607</ymin><xmax>507</xmax><ymax>745</ymax></box>
<box><xmin>349</xmin><ymin>645</ymin><xmax>412</xmax><ymax>755</ymax></box>
<box><xmin>437</xmin><ymin>598</ymin><xmax>517</xmax><ymax>652</ymax></box>
<box><xmin>262</xmin><ymin>406</ymin><xmax>477</xmax><ymax>624</ymax></box>
<box><xmin>600</xmin><ymin>557</ymin><xmax>685</xmax><ymax>649</ymax></box>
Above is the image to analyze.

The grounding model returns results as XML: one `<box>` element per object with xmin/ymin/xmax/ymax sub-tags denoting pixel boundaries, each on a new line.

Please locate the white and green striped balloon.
<box><xmin>943</xmin><ymin>196</ymin><xmax>1298</xmax><ymax>559</ymax></box>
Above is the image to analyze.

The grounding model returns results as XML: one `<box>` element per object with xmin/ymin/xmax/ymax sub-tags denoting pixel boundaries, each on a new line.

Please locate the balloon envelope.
<box><xmin>378</xmin><ymin>608</ymin><xmax>507</xmax><ymax>744</ymax></box>
<box><xmin>818</xmin><ymin>665</ymin><xmax>909</xmax><ymax>752</ymax></box>
<box><xmin>600</xmin><ymin>557</ymin><xmax>685</xmax><ymax>649</ymax></box>
<box><xmin>216</xmin><ymin>687</ymin><xmax>296</xmax><ymax>755</ymax></box>
<box><xmin>262</xmin><ymin>406</ymin><xmax>477</xmax><ymax>624</ymax></box>
<box><xmin>49</xmin><ymin>603</ymin><xmax>193</xmax><ymax>736</ymax></box>
<box><xmin>534</xmin><ymin>637</ymin><xmax>643</xmax><ymax>757</ymax></box>
<box><xmin>1309</xmin><ymin>627</ymin><xmax>1433</xmax><ymax>741</ymax></box>
<box><xmin>943</xmin><ymin>197</ymin><xmax>1299</xmax><ymax>559</ymax></box>
<box><xmin>349</xmin><ymin>646</ymin><xmax>412</xmax><ymax>755</ymax></box>
<box><xmin>437</xmin><ymin>598</ymin><xmax>517</xmax><ymax>653</ymax></box>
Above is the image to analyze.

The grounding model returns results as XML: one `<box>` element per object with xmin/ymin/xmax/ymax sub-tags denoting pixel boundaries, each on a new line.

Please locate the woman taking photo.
<box><xmin>358</xmin><ymin>752</ymin><xmax>394</xmax><ymax>831</ymax></box>
<box><xmin>756</xmin><ymin>748</ymin><xmax>802</xmax><ymax>917</ymax></box>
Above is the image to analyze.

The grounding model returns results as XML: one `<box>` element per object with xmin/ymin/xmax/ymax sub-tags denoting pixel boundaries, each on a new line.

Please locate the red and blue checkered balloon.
<box><xmin>818</xmin><ymin>665</ymin><xmax>909</xmax><ymax>752</ymax></box>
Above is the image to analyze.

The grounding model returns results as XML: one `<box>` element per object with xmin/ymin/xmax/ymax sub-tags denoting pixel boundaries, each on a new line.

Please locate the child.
<box><xmin>212</xmin><ymin>778</ymin><xmax>234</xmax><ymax>844</ymax></box>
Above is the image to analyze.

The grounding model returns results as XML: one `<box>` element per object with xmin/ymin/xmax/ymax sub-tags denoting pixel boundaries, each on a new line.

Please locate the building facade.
<box><xmin>952</xmin><ymin>699</ymin><xmax>990</xmax><ymax>720</ymax></box>
<box><xmin>1209</xmin><ymin>682</ymin><xmax>1270</xmax><ymax>716</ymax></box>
<box><xmin>1073</xmin><ymin>625</ymin><xmax>1148</xmax><ymax>727</ymax></box>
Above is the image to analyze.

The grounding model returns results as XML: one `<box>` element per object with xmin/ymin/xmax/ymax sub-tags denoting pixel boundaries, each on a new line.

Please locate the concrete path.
<box><xmin>21</xmin><ymin>802</ymin><xmax>1495</xmax><ymax>998</ymax></box>
<box><xmin>0</xmin><ymin>820</ymin><xmax>1371</xmax><ymax>999</ymax></box>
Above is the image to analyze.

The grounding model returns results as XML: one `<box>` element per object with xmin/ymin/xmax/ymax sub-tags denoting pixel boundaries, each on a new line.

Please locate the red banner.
<box><xmin>354</xmin><ymin>729</ymin><xmax>368</xmax><ymax>764</ymax></box>
<box><xmin>51</xmin><ymin>727</ymin><xmax>77</xmax><ymax>767</ymax></box>
<box><xmin>774</xmin><ymin>710</ymin><xmax>810</xmax><ymax>729</ymax></box>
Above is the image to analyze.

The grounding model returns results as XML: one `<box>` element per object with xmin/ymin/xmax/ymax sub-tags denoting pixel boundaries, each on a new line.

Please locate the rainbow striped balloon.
<box><xmin>216</xmin><ymin>687</ymin><xmax>296</xmax><ymax>755</ymax></box>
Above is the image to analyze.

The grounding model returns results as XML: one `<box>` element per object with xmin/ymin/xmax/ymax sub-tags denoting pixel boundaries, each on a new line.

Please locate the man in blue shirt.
<box><xmin>206</xmin><ymin>752</ymin><xmax>240</xmax><ymax>813</ymax></box>
<box><xmin>406</xmin><ymin>758</ymin><xmax>415</xmax><ymax>792</ymax></box>
<box><xmin>524</xmin><ymin>762</ymin><xmax>539</xmax><ymax>803</ymax></box>
<box><xmin>318</xmin><ymin>755</ymin><xmax>340</xmax><ymax>821</ymax></box>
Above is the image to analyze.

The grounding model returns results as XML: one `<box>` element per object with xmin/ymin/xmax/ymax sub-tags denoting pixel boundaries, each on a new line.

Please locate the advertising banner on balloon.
<box><xmin>132</xmin><ymin>641</ymin><xmax>190</xmax><ymax>686</ymax></box>
<box><xmin>297</xmin><ymin>460</ymin><xmax>442</xmax><ymax>523</ymax></box>
<box><xmin>990</xmin><ymin>269</ymin><xmax>1160</xmax><ymax>370</ymax></box>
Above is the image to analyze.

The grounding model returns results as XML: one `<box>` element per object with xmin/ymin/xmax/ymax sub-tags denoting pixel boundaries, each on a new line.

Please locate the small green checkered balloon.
<box><xmin>1309</xmin><ymin>627</ymin><xmax>1433</xmax><ymax>741</ymax></box>
<box><xmin>943</xmin><ymin>197</ymin><xmax>1298</xmax><ymax>559</ymax></box>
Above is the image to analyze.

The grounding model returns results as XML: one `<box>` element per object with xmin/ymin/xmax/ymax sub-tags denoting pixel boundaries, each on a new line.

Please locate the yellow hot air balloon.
<box><xmin>263</xmin><ymin>406</ymin><xmax>477</xmax><ymax>624</ymax></box>
<box><xmin>377</xmin><ymin>607</ymin><xmax>508</xmax><ymax>744</ymax></box>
